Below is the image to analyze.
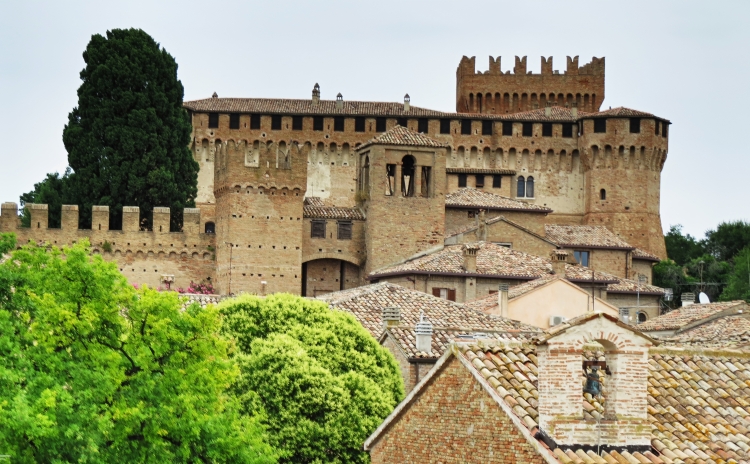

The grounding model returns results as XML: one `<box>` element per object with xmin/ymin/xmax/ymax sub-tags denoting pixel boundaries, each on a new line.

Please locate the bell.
<box><xmin>583</xmin><ymin>366</ymin><xmax>602</xmax><ymax>397</ymax></box>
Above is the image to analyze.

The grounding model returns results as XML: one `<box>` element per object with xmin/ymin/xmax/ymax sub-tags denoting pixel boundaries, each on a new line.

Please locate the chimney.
<box><xmin>571</xmin><ymin>102</ymin><xmax>578</xmax><ymax>118</ymax></box>
<box><xmin>312</xmin><ymin>83</ymin><xmax>320</xmax><ymax>106</ymax></box>
<box><xmin>545</xmin><ymin>101</ymin><xmax>552</xmax><ymax>117</ymax></box>
<box><xmin>212</xmin><ymin>92</ymin><xmax>218</xmax><ymax>98</ymax></box>
<box><xmin>681</xmin><ymin>292</ymin><xmax>695</xmax><ymax>307</ymax></box>
<box><xmin>415</xmin><ymin>313</ymin><xmax>433</xmax><ymax>355</ymax></box>
<box><xmin>497</xmin><ymin>283</ymin><xmax>509</xmax><ymax>317</ymax></box>
<box><xmin>382</xmin><ymin>306</ymin><xmax>400</xmax><ymax>329</ymax></box>
<box><xmin>462</xmin><ymin>244</ymin><xmax>479</xmax><ymax>273</ymax></box>
<box><xmin>336</xmin><ymin>92</ymin><xmax>343</xmax><ymax>110</ymax></box>
<box><xmin>404</xmin><ymin>94</ymin><xmax>410</xmax><ymax>112</ymax></box>
<box><xmin>550</xmin><ymin>249</ymin><xmax>568</xmax><ymax>276</ymax></box>
<box><xmin>478</xmin><ymin>210</ymin><xmax>487</xmax><ymax>241</ymax></box>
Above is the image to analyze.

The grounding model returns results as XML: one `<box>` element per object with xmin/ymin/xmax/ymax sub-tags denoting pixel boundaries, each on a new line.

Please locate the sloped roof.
<box><xmin>582</xmin><ymin>106</ymin><xmax>662</xmax><ymax>119</ymax></box>
<box><xmin>637</xmin><ymin>301</ymin><xmax>747</xmax><ymax>332</ymax></box>
<box><xmin>446</xmin><ymin>188</ymin><xmax>552</xmax><ymax>213</ymax></box>
<box><xmin>358</xmin><ymin>125</ymin><xmax>448</xmax><ymax>149</ymax></box>
<box><xmin>633</xmin><ymin>247</ymin><xmax>661</xmax><ymax>262</ymax></box>
<box><xmin>545</xmin><ymin>224</ymin><xmax>634</xmax><ymax>249</ymax></box>
<box><xmin>665</xmin><ymin>315</ymin><xmax>750</xmax><ymax>349</ymax></box>
<box><xmin>303</xmin><ymin>197</ymin><xmax>365</xmax><ymax>220</ymax></box>
<box><xmin>463</xmin><ymin>276</ymin><xmax>558</xmax><ymax>313</ymax></box>
<box><xmin>499</xmin><ymin>106</ymin><xmax>585</xmax><ymax>122</ymax></box>
<box><xmin>385</xmin><ymin>327</ymin><xmax>534</xmax><ymax>360</ymax></box>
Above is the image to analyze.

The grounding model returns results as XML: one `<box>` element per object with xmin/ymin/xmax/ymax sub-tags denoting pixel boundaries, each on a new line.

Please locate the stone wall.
<box><xmin>303</xmin><ymin>258</ymin><xmax>359</xmax><ymax>297</ymax></box>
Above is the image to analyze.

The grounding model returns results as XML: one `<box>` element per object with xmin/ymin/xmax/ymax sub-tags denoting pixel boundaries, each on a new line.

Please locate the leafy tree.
<box><xmin>721</xmin><ymin>245</ymin><xmax>750</xmax><ymax>302</ymax></box>
<box><xmin>653</xmin><ymin>259</ymin><xmax>695</xmax><ymax>308</ymax></box>
<box><xmin>0</xmin><ymin>237</ymin><xmax>276</xmax><ymax>463</ymax></box>
<box><xmin>62</xmin><ymin>28</ymin><xmax>198</xmax><ymax>231</ymax></box>
<box><xmin>0</xmin><ymin>232</ymin><xmax>14</xmax><ymax>255</ymax></box>
<box><xmin>703</xmin><ymin>220</ymin><xmax>750</xmax><ymax>262</ymax></box>
<box><xmin>664</xmin><ymin>224</ymin><xmax>705</xmax><ymax>265</ymax></box>
<box><xmin>219</xmin><ymin>294</ymin><xmax>404</xmax><ymax>464</ymax></box>
<box><xmin>684</xmin><ymin>254</ymin><xmax>732</xmax><ymax>302</ymax></box>
<box><xmin>19</xmin><ymin>169</ymin><xmax>72</xmax><ymax>228</ymax></box>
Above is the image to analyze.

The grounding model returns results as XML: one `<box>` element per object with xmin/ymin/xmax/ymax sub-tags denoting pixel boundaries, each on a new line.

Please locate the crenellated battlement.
<box><xmin>456</xmin><ymin>55</ymin><xmax>605</xmax><ymax>77</ymax></box>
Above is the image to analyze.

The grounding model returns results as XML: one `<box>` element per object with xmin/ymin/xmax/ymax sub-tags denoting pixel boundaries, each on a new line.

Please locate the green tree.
<box><xmin>664</xmin><ymin>224</ymin><xmax>705</xmax><ymax>265</ymax></box>
<box><xmin>62</xmin><ymin>28</ymin><xmax>198</xmax><ymax>231</ymax></box>
<box><xmin>684</xmin><ymin>254</ymin><xmax>732</xmax><ymax>302</ymax></box>
<box><xmin>19</xmin><ymin>169</ymin><xmax>72</xmax><ymax>228</ymax></box>
<box><xmin>721</xmin><ymin>245</ymin><xmax>750</xmax><ymax>302</ymax></box>
<box><xmin>219</xmin><ymin>294</ymin><xmax>404</xmax><ymax>464</ymax></box>
<box><xmin>0</xmin><ymin>237</ymin><xmax>276</xmax><ymax>463</ymax></box>
<box><xmin>703</xmin><ymin>220</ymin><xmax>750</xmax><ymax>262</ymax></box>
<box><xmin>653</xmin><ymin>259</ymin><xmax>695</xmax><ymax>308</ymax></box>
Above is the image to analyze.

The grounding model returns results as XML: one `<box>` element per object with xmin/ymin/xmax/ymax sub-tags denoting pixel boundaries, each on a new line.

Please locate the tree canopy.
<box><xmin>19</xmin><ymin>169</ymin><xmax>72</xmax><ymax>228</ymax></box>
<box><xmin>219</xmin><ymin>294</ymin><xmax>404</xmax><ymax>464</ymax></box>
<box><xmin>0</xmin><ymin>237</ymin><xmax>276</xmax><ymax>463</ymax></box>
<box><xmin>721</xmin><ymin>246</ymin><xmax>750</xmax><ymax>302</ymax></box>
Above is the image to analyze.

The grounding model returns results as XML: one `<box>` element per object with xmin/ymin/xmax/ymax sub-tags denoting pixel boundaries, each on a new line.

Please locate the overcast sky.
<box><xmin>1</xmin><ymin>0</ymin><xmax>748</xmax><ymax>239</ymax></box>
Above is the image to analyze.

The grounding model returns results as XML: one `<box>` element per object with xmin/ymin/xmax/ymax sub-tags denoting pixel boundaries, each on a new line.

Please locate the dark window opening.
<box><xmin>229</xmin><ymin>113</ymin><xmax>240</xmax><ymax>129</ymax></box>
<box><xmin>526</xmin><ymin>176</ymin><xmax>534</xmax><ymax>198</ymax></box>
<box><xmin>355</xmin><ymin>117</ymin><xmax>366</xmax><ymax>132</ymax></box>
<box><xmin>401</xmin><ymin>155</ymin><xmax>416</xmax><ymax>197</ymax></box>
<box><xmin>600</xmin><ymin>188</ymin><xmax>606</xmax><ymax>200</ymax></box>
<box><xmin>204</xmin><ymin>222</ymin><xmax>215</xmax><ymax>234</ymax></box>
<box><xmin>574</xmin><ymin>250</ymin><xmax>590</xmax><ymax>267</ymax></box>
<box><xmin>654</xmin><ymin>120</ymin><xmax>660</xmax><ymax>135</ymax></box>
<box><xmin>517</xmin><ymin>176</ymin><xmax>525</xmax><ymax>197</ymax></box>
<box><xmin>334</xmin><ymin>117</ymin><xmax>345</xmax><ymax>132</ymax></box>
<box><xmin>250</xmin><ymin>114</ymin><xmax>261</xmax><ymax>129</ymax></box>
<box><xmin>637</xmin><ymin>312</ymin><xmax>648</xmax><ymax>324</ymax></box>
<box><xmin>292</xmin><ymin>116</ymin><xmax>303</xmax><ymax>130</ymax></box>
<box><xmin>594</xmin><ymin>119</ymin><xmax>607</xmax><ymax>133</ymax></box>
<box><xmin>385</xmin><ymin>164</ymin><xmax>396</xmax><ymax>196</ymax></box>
<box><xmin>376</xmin><ymin>117</ymin><xmax>387</xmax><ymax>132</ymax></box>
<box><xmin>542</xmin><ymin>123</ymin><xmax>552</xmax><ymax>137</ymax></box>
<box><xmin>562</xmin><ymin>123</ymin><xmax>573</xmax><ymax>138</ymax></box>
<box><xmin>629</xmin><ymin>118</ymin><xmax>641</xmax><ymax>133</ymax></box>
<box><xmin>418</xmin><ymin>118</ymin><xmax>429</xmax><ymax>133</ymax></box>
<box><xmin>475</xmin><ymin>175</ymin><xmax>484</xmax><ymax>188</ymax></box>
<box><xmin>337</xmin><ymin>221</ymin><xmax>352</xmax><ymax>240</ymax></box>
<box><xmin>461</xmin><ymin>119</ymin><xmax>472</xmax><ymax>135</ymax></box>
<box><xmin>458</xmin><ymin>174</ymin><xmax>467</xmax><ymax>188</ymax></box>
<box><xmin>662</xmin><ymin>122</ymin><xmax>668</xmax><ymax>137</ymax></box>
<box><xmin>482</xmin><ymin>120</ymin><xmax>493</xmax><ymax>135</ymax></box>
<box><xmin>421</xmin><ymin>166</ymin><xmax>431</xmax><ymax>197</ymax></box>
<box><xmin>502</xmin><ymin>121</ymin><xmax>513</xmax><ymax>136</ymax></box>
<box><xmin>397</xmin><ymin>117</ymin><xmax>408</xmax><ymax>127</ymax></box>
<box><xmin>313</xmin><ymin>116</ymin><xmax>324</xmax><ymax>131</ymax></box>
<box><xmin>271</xmin><ymin>115</ymin><xmax>282</xmax><ymax>130</ymax></box>
<box><xmin>311</xmin><ymin>220</ymin><xmax>326</xmax><ymax>238</ymax></box>
<box><xmin>440</xmin><ymin>119</ymin><xmax>451</xmax><ymax>134</ymax></box>
<box><xmin>208</xmin><ymin>113</ymin><xmax>219</xmax><ymax>128</ymax></box>
<box><xmin>432</xmin><ymin>287</ymin><xmax>456</xmax><ymax>301</ymax></box>
<box><xmin>522</xmin><ymin>123</ymin><xmax>533</xmax><ymax>137</ymax></box>
<box><xmin>492</xmin><ymin>175</ymin><xmax>502</xmax><ymax>188</ymax></box>
<box><xmin>468</xmin><ymin>211</ymin><xmax>475</xmax><ymax>218</ymax></box>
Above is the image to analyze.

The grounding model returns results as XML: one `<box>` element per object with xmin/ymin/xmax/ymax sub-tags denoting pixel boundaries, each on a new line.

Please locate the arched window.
<box><xmin>401</xmin><ymin>155</ymin><xmax>416</xmax><ymax>197</ymax></box>
<box><xmin>526</xmin><ymin>176</ymin><xmax>534</xmax><ymax>198</ymax></box>
<box><xmin>637</xmin><ymin>311</ymin><xmax>647</xmax><ymax>324</ymax></box>
<box><xmin>204</xmin><ymin>222</ymin><xmax>215</xmax><ymax>234</ymax></box>
<box><xmin>517</xmin><ymin>176</ymin><xmax>525</xmax><ymax>198</ymax></box>
<box><xmin>600</xmin><ymin>189</ymin><xmax>606</xmax><ymax>200</ymax></box>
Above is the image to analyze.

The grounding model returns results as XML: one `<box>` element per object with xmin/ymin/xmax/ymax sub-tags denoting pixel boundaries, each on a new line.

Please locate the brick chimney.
<box><xmin>312</xmin><ymin>83</ymin><xmax>320</xmax><ymax>106</ymax></box>
<box><xmin>415</xmin><ymin>313</ymin><xmax>432</xmax><ymax>355</ymax></box>
<box><xmin>550</xmin><ymin>250</ymin><xmax>568</xmax><ymax>276</ymax></box>
<box><xmin>336</xmin><ymin>92</ymin><xmax>343</xmax><ymax>110</ymax></box>
<box><xmin>404</xmin><ymin>94</ymin><xmax>411</xmax><ymax>112</ymax></box>
<box><xmin>497</xmin><ymin>283</ymin><xmax>509</xmax><ymax>317</ymax></box>
<box><xmin>545</xmin><ymin>101</ymin><xmax>552</xmax><ymax>117</ymax></box>
<box><xmin>462</xmin><ymin>244</ymin><xmax>479</xmax><ymax>273</ymax></box>
<box><xmin>477</xmin><ymin>210</ymin><xmax>487</xmax><ymax>241</ymax></box>
<box><xmin>571</xmin><ymin>102</ymin><xmax>578</xmax><ymax>118</ymax></box>
<box><xmin>382</xmin><ymin>306</ymin><xmax>400</xmax><ymax>330</ymax></box>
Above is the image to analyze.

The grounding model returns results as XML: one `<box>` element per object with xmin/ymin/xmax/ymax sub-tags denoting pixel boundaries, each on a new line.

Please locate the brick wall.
<box><xmin>303</xmin><ymin>258</ymin><xmax>359</xmax><ymax>297</ymax></box>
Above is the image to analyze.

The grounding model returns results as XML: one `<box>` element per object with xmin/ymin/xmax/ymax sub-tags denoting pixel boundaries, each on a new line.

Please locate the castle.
<box><xmin>0</xmin><ymin>55</ymin><xmax>670</xmax><ymax>314</ymax></box>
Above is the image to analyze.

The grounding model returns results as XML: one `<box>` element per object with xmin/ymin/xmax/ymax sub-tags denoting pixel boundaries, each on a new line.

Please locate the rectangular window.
<box><xmin>208</xmin><ymin>113</ymin><xmax>219</xmax><ymax>128</ymax></box>
<box><xmin>542</xmin><ymin>123</ymin><xmax>552</xmax><ymax>137</ymax></box>
<box><xmin>432</xmin><ymin>288</ymin><xmax>456</xmax><ymax>301</ymax></box>
<box><xmin>355</xmin><ymin>117</ymin><xmax>366</xmax><ymax>132</ymax></box>
<box><xmin>334</xmin><ymin>117</ymin><xmax>345</xmax><ymax>132</ymax></box>
<box><xmin>594</xmin><ymin>119</ymin><xmax>607</xmax><ymax>133</ymax></box>
<box><xmin>458</xmin><ymin>174</ymin><xmax>467</xmax><ymax>188</ymax></box>
<box><xmin>562</xmin><ymin>123</ymin><xmax>573</xmax><ymax>138</ymax></box>
<box><xmin>397</xmin><ymin>117</ymin><xmax>408</xmax><ymax>127</ymax></box>
<box><xmin>629</xmin><ymin>118</ymin><xmax>641</xmax><ymax>133</ymax></box>
<box><xmin>313</xmin><ymin>116</ymin><xmax>324</xmax><ymax>131</ymax></box>
<box><xmin>229</xmin><ymin>113</ymin><xmax>240</xmax><ymax>129</ymax></box>
<box><xmin>418</xmin><ymin>118</ymin><xmax>429</xmax><ymax>133</ymax></box>
<box><xmin>271</xmin><ymin>115</ymin><xmax>282</xmax><ymax>130</ymax></box>
<box><xmin>574</xmin><ymin>250</ymin><xmax>590</xmax><ymax>267</ymax></box>
<box><xmin>475</xmin><ymin>175</ymin><xmax>484</xmax><ymax>188</ymax></box>
<box><xmin>250</xmin><ymin>114</ymin><xmax>261</xmax><ymax>129</ymax></box>
<box><xmin>492</xmin><ymin>175</ymin><xmax>502</xmax><ymax>188</ymax></box>
<box><xmin>522</xmin><ymin>122</ymin><xmax>533</xmax><ymax>137</ymax></box>
<box><xmin>376</xmin><ymin>117</ymin><xmax>387</xmax><ymax>132</ymax></box>
<box><xmin>654</xmin><ymin>120</ymin><xmax>660</xmax><ymax>135</ymax></box>
<box><xmin>337</xmin><ymin>221</ymin><xmax>352</xmax><ymax>240</ymax></box>
<box><xmin>619</xmin><ymin>308</ymin><xmax>630</xmax><ymax>324</ymax></box>
<box><xmin>662</xmin><ymin>122</ymin><xmax>668</xmax><ymax>137</ymax></box>
<box><xmin>461</xmin><ymin>119</ymin><xmax>472</xmax><ymax>135</ymax></box>
<box><xmin>482</xmin><ymin>120</ymin><xmax>493</xmax><ymax>135</ymax></box>
<box><xmin>502</xmin><ymin>121</ymin><xmax>513</xmax><ymax>136</ymax></box>
<box><xmin>292</xmin><ymin>116</ymin><xmax>303</xmax><ymax>130</ymax></box>
<box><xmin>440</xmin><ymin>119</ymin><xmax>451</xmax><ymax>134</ymax></box>
<box><xmin>311</xmin><ymin>220</ymin><xmax>326</xmax><ymax>238</ymax></box>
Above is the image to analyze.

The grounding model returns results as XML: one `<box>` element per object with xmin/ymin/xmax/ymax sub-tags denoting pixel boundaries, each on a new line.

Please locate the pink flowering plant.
<box><xmin>176</xmin><ymin>279</ymin><xmax>215</xmax><ymax>295</ymax></box>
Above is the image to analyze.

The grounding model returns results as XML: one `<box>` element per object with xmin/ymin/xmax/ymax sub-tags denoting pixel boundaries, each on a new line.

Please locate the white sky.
<box><xmin>1</xmin><ymin>0</ymin><xmax>748</xmax><ymax>239</ymax></box>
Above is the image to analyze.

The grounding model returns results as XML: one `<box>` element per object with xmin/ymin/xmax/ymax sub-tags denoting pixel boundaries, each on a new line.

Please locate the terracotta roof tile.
<box><xmin>633</xmin><ymin>247</ymin><xmax>661</xmax><ymax>262</ymax></box>
<box><xmin>303</xmin><ymin>197</ymin><xmax>365</xmax><ymax>220</ymax></box>
<box><xmin>387</xmin><ymin>327</ymin><xmax>533</xmax><ymax>359</ymax></box>
<box><xmin>583</xmin><ymin>106</ymin><xmax>661</xmax><ymax>119</ymax></box>
<box><xmin>637</xmin><ymin>301</ymin><xmax>747</xmax><ymax>332</ymax></box>
<box><xmin>463</xmin><ymin>276</ymin><xmax>558</xmax><ymax>313</ymax></box>
<box><xmin>665</xmin><ymin>315</ymin><xmax>750</xmax><ymax>349</ymax></box>
<box><xmin>358</xmin><ymin>125</ymin><xmax>448</xmax><ymax>149</ymax></box>
<box><xmin>445</xmin><ymin>167</ymin><xmax>516</xmax><ymax>175</ymax></box>
<box><xmin>545</xmin><ymin>224</ymin><xmax>634</xmax><ymax>249</ymax></box>
<box><xmin>446</xmin><ymin>188</ymin><xmax>552</xmax><ymax>212</ymax></box>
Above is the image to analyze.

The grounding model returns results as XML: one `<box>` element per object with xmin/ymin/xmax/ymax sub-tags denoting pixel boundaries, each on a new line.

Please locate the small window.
<box><xmin>204</xmin><ymin>222</ymin><xmax>215</xmax><ymax>234</ymax></box>
<box><xmin>562</xmin><ymin>123</ymin><xmax>573</xmax><ymax>138</ymax></box>
<box><xmin>629</xmin><ymin>118</ymin><xmax>641</xmax><ymax>133</ymax></box>
<box><xmin>461</xmin><ymin>119</ymin><xmax>472</xmax><ymax>135</ymax></box>
<box><xmin>637</xmin><ymin>311</ymin><xmax>648</xmax><ymax>324</ymax></box>
<box><xmin>313</xmin><ymin>116</ymin><xmax>324</xmax><ymax>131</ymax></box>
<box><xmin>376</xmin><ymin>117</ymin><xmax>387</xmax><ymax>132</ymax></box>
<box><xmin>594</xmin><ymin>119</ymin><xmax>606</xmax><ymax>133</ymax></box>
<box><xmin>522</xmin><ymin>122</ymin><xmax>533</xmax><ymax>137</ymax></box>
<box><xmin>397</xmin><ymin>117</ymin><xmax>408</xmax><ymax>127</ymax></box>
<box><xmin>475</xmin><ymin>175</ymin><xmax>484</xmax><ymax>188</ymax></box>
<box><xmin>458</xmin><ymin>174</ymin><xmax>467</xmax><ymax>188</ymax></box>
<box><xmin>208</xmin><ymin>113</ymin><xmax>219</xmax><ymax>128</ymax></box>
<box><xmin>292</xmin><ymin>116</ymin><xmax>303</xmax><ymax>130</ymax></box>
<box><xmin>492</xmin><ymin>175</ymin><xmax>502</xmax><ymax>188</ymax></box>
<box><xmin>418</xmin><ymin>118</ymin><xmax>429</xmax><ymax>133</ymax></box>
<box><xmin>662</xmin><ymin>122</ymin><xmax>668</xmax><ymax>137</ymax></box>
<box><xmin>526</xmin><ymin>176</ymin><xmax>534</xmax><ymax>198</ymax></box>
<box><xmin>432</xmin><ymin>287</ymin><xmax>456</xmax><ymax>301</ymax></box>
<box><xmin>334</xmin><ymin>117</ymin><xmax>345</xmax><ymax>132</ymax></box>
<box><xmin>600</xmin><ymin>188</ymin><xmax>606</xmax><ymax>200</ymax></box>
<box><xmin>355</xmin><ymin>117</ymin><xmax>366</xmax><ymax>132</ymax></box>
<box><xmin>311</xmin><ymin>220</ymin><xmax>326</xmax><ymax>238</ymax></box>
<box><xmin>574</xmin><ymin>250</ymin><xmax>590</xmax><ymax>267</ymax></box>
<box><xmin>271</xmin><ymin>115</ymin><xmax>282</xmax><ymax>130</ymax></box>
<box><xmin>502</xmin><ymin>121</ymin><xmax>513</xmax><ymax>136</ymax></box>
<box><xmin>517</xmin><ymin>176</ymin><xmax>525</xmax><ymax>197</ymax></box>
<box><xmin>337</xmin><ymin>221</ymin><xmax>352</xmax><ymax>240</ymax></box>
<box><xmin>482</xmin><ymin>120</ymin><xmax>493</xmax><ymax>135</ymax></box>
<box><xmin>619</xmin><ymin>308</ymin><xmax>630</xmax><ymax>324</ymax></box>
<box><xmin>542</xmin><ymin>123</ymin><xmax>552</xmax><ymax>137</ymax></box>
<box><xmin>229</xmin><ymin>113</ymin><xmax>240</xmax><ymax>129</ymax></box>
<box><xmin>654</xmin><ymin>120</ymin><xmax>660</xmax><ymax>135</ymax></box>
<box><xmin>250</xmin><ymin>114</ymin><xmax>261</xmax><ymax>129</ymax></box>
<box><xmin>440</xmin><ymin>119</ymin><xmax>451</xmax><ymax>134</ymax></box>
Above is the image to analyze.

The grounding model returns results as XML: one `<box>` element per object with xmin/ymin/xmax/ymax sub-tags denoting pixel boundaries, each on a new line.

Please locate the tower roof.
<box><xmin>358</xmin><ymin>124</ymin><xmax>449</xmax><ymax>150</ymax></box>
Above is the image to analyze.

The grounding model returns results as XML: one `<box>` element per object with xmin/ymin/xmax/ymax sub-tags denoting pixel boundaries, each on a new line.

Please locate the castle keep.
<box><xmin>0</xmin><ymin>55</ymin><xmax>670</xmax><ymax>308</ymax></box>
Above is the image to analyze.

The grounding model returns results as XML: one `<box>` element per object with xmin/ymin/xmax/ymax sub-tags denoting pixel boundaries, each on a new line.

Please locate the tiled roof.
<box><xmin>499</xmin><ymin>106</ymin><xmax>586</xmax><ymax>122</ymax></box>
<box><xmin>605</xmin><ymin>275</ymin><xmax>665</xmax><ymax>295</ymax></box>
<box><xmin>358</xmin><ymin>125</ymin><xmax>448</xmax><ymax>149</ymax></box>
<box><xmin>303</xmin><ymin>197</ymin><xmax>365</xmax><ymax>220</ymax></box>
<box><xmin>636</xmin><ymin>301</ymin><xmax>747</xmax><ymax>332</ymax></box>
<box><xmin>582</xmin><ymin>106</ymin><xmax>659</xmax><ymax>119</ymax></box>
<box><xmin>463</xmin><ymin>276</ymin><xmax>558</xmax><ymax>313</ymax></box>
<box><xmin>445</xmin><ymin>167</ymin><xmax>516</xmax><ymax>175</ymax></box>
<box><xmin>545</xmin><ymin>224</ymin><xmax>634</xmax><ymax>249</ymax></box>
<box><xmin>446</xmin><ymin>188</ymin><xmax>552</xmax><ymax>213</ymax></box>
<box><xmin>632</xmin><ymin>247</ymin><xmax>661</xmax><ymax>262</ymax></box>
<box><xmin>665</xmin><ymin>315</ymin><xmax>750</xmax><ymax>349</ymax></box>
<box><xmin>386</xmin><ymin>327</ymin><xmax>534</xmax><ymax>359</ymax></box>
<box><xmin>317</xmin><ymin>282</ymin><xmax>540</xmax><ymax>339</ymax></box>
<box><xmin>458</xmin><ymin>341</ymin><xmax>750</xmax><ymax>463</ymax></box>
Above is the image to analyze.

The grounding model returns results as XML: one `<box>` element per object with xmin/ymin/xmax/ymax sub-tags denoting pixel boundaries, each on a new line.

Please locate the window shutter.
<box><xmin>311</xmin><ymin>220</ymin><xmax>326</xmax><ymax>238</ymax></box>
<box><xmin>447</xmin><ymin>289</ymin><xmax>457</xmax><ymax>301</ymax></box>
<box><xmin>432</xmin><ymin>288</ymin><xmax>441</xmax><ymax>297</ymax></box>
<box><xmin>338</xmin><ymin>221</ymin><xmax>352</xmax><ymax>240</ymax></box>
